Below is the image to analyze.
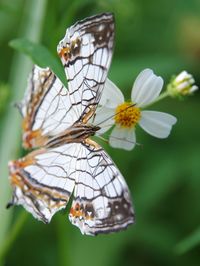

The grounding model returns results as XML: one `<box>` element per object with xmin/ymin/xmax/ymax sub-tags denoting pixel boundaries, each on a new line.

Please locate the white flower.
<box><xmin>94</xmin><ymin>69</ymin><xmax>177</xmax><ymax>151</ymax></box>
<box><xmin>168</xmin><ymin>70</ymin><xmax>198</xmax><ymax>97</ymax></box>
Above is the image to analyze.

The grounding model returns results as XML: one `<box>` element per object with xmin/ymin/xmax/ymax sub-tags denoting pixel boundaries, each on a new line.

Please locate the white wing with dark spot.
<box><xmin>69</xmin><ymin>141</ymin><xmax>134</xmax><ymax>235</ymax></box>
<box><xmin>20</xmin><ymin>66</ymin><xmax>80</xmax><ymax>148</ymax></box>
<box><xmin>9</xmin><ymin>140</ymin><xmax>134</xmax><ymax>233</ymax></box>
<box><xmin>19</xmin><ymin>13</ymin><xmax>114</xmax><ymax>149</ymax></box>
<box><xmin>9</xmin><ymin>143</ymin><xmax>81</xmax><ymax>223</ymax></box>
<box><xmin>57</xmin><ymin>13</ymin><xmax>114</xmax><ymax>121</ymax></box>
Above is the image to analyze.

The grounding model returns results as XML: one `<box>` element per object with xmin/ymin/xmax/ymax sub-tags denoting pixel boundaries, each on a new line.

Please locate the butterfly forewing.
<box><xmin>8</xmin><ymin>13</ymin><xmax>135</xmax><ymax>235</ymax></box>
<box><xmin>20</xmin><ymin>13</ymin><xmax>114</xmax><ymax>149</ymax></box>
<box><xmin>57</xmin><ymin>13</ymin><xmax>114</xmax><ymax>122</ymax></box>
<box><xmin>20</xmin><ymin>66</ymin><xmax>81</xmax><ymax>148</ymax></box>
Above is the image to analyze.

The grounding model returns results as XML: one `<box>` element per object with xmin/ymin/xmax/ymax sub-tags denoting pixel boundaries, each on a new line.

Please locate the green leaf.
<box><xmin>0</xmin><ymin>83</ymin><xmax>10</xmax><ymax>115</ymax></box>
<box><xmin>175</xmin><ymin>226</ymin><xmax>200</xmax><ymax>254</ymax></box>
<box><xmin>9</xmin><ymin>38</ymin><xmax>67</xmax><ymax>87</ymax></box>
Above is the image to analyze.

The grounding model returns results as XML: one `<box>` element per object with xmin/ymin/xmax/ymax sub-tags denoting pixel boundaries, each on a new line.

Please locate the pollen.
<box><xmin>114</xmin><ymin>102</ymin><xmax>141</xmax><ymax>128</ymax></box>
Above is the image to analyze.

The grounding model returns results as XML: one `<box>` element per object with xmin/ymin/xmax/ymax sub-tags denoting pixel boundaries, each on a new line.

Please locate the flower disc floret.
<box><xmin>114</xmin><ymin>102</ymin><xmax>141</xmax><ymax>128</ymax></box>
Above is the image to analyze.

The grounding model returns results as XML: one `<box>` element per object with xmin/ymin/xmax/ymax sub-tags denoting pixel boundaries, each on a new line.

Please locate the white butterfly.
<box><xmin>8</xmin><ymin>13</ymin><xmax>135</xmax><ymax>235</ymax></box>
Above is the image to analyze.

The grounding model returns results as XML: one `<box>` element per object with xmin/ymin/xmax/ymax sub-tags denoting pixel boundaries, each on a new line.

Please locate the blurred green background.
<box><xmin>0</xmin><ymin>0</ymin><xmax>200</xmax><ymax>265</ymax></box>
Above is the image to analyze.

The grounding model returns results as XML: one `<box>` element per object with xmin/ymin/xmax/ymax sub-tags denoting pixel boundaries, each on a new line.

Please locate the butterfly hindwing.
<box><xmin>9</xmin><ymin>139</ymin><xmax>134</xmax><ymax>233</ymax></box>
<box><xmin>9</xmin><ymin>143</ymin><xmax>82</xmax><ymax>222</ymax></box>
<box><xmin>69</xmin><ymin>140</ymin><xmax>134</xmax><ymax>235</ymax></box>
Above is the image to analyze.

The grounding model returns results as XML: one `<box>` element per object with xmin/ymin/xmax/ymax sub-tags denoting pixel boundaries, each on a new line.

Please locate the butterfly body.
<box><xmin>46</xmin><ymin>123</ymin><xmax>100</xmax><ymax>148</ymax></box>
<box><xmin>8</xmin><ymin>13</ymin><xmax>135</xmax><ymax>235</ymax></box>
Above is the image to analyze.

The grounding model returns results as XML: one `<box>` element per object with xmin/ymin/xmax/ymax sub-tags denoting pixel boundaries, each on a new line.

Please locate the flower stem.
<box><xmin>154</xmin><ymin>90</ymin><xmax>170</xmax><ymax>103</ymax></box>
<box><xmin>0</xmin><ymin>211</ymin><xmax>28</xmax><ymax>262</ymax></box>
<box><xmin>142</xmin><ymin>90</ymin><xmax>170</xmax><ymax>108</ymax></box>
<box><xmin>56</xmin><ymin>215</ymin><xmax>72</xmax><ymax>266</ymax></box>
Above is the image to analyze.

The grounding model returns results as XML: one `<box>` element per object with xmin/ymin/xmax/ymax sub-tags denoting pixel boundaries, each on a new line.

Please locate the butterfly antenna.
<box><xmin>96</xmin><ymin>132</ymin><xmax>142</xmax><ymax>147</ymax></box>
<box><xmin>109</xmin><ymin>135</ymin><xmax>142</xmax><ymax>147</ymax></box>
<box><xmin>95</xmin><ymin>103</ymin><xmax>136</xmax><ymax>127</ymax></box>
<box><xmin>96</xmin><ymin>135</ymin><xmax>109</xmax><ymax>144</ymax></box>
<box><xmin>12</xmin><ymin>101</ymin><xmax>23</xmax><ymax>116</ymax></box>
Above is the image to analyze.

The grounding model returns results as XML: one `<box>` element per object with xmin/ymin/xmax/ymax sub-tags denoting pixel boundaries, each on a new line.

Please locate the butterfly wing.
<box><xmin>20</xmin><ymin>13</ymin><xmax>114</xmax><ymax>149</ymax></box>
<box><xmin>8</xmin><ymin>143</ymin><xmax>82</xmax><ymax>222</ymax></box>
<box><xmin>69</xmin><ymin>140</ymin><xmax>134</xmax><ymax>235</ymax></box>
<box><xmin>20</xmin><ymin>66</ymin><xmax>80</xmax><ymax>148</ymax></box>
<box><xmin>9</xmin><ymin>139</ymin><xmax>134</xmax><ymax>232</ymax></box>
<box><xmin>57</xmin><ymin>12</ymin><xmax>114</xmax><ymax>122</ymax></box>
<box><xmin>8</xmin><ymin>13</ymin><xmax>133</xmax><ymax>234</ymax></box>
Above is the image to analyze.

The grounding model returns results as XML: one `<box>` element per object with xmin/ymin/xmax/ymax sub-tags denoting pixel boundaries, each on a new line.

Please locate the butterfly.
<box><xmin>8</xmin><ymin>13</ymin><xmax>135</xmax><ymax>235</ymax></box>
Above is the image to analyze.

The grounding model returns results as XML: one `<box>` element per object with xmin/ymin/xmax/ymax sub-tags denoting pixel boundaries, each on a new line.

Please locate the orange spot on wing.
<box><xmin>70</xmin><ymin>203</ymin><xmax>83</xmax><ymax>218</ymax></box>
<box><xmin>58</xmin><ymin>47</ymin><xmax>71</xmax><ymax>61</ymax></box>
<box><xmin>9</xmin><ymin>157</ymin><xmax>36</xmax><ymax>171</ymax></box>
<box><xmin>85</xmin><ymin>138</ymin><xmax>100</xmax><ymax>149</ymax></box>
<box><xmin>22</xmin><ymin>128</ymin><xmax>48</xmax><ymax>149</ymax></box>
<box><xmin>8</xmin><ymin>149</ymin><xmax>44</xmax><ymax>174</ymax></box>
<box><xmin>82</xmin><ymin>105</ymin><xmax>96</xmax><ymax>124</ymax></box>
<box><xmin>70</xmin><ymin>203</ymin><xmax>94</xmax><ymax>221</ymax></box>
<box><xmin>9</xmin><ymin>160</ymin><xmax>69</xmax><ymax>208</ymax></box>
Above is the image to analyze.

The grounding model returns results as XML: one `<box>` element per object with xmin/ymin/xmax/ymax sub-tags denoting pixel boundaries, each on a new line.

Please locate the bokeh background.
<box><xmin>0</xmin><ymin>0</ymin><xmax>200</xmax><ymax>265</ymax></box>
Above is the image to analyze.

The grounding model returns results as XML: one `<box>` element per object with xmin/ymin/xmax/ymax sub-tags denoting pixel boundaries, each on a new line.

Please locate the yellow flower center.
<box><xmin>114</xmin><ymin>102</ymin><xmax>141</xmax><ymax>128</ymax></box>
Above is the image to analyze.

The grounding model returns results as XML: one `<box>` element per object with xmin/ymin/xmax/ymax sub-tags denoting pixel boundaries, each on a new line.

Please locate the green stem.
<box><xmin>0</xmin><ymin>0</ymin><xmax>47</xmax><ymax>264</ymax></box>
<box><xmin>0</xmin><ymin>212</ymin><xmax>28</xmax><ymax>261</ymax></box>
<box><xmin>56</xmin><ymin>215</ymin><xmax>72</xmax><ymax>266</ymax></box>
<box><xmin>142</xmin><ymin>90</ymin><xmax>170</xmax><ymax>109</ymax></box>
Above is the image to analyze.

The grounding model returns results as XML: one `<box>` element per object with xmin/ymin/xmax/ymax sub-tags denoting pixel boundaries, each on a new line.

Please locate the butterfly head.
<box><xmin>77</xmin><ymin>123</ymin><xmax>100</xmax><ymax>137</ymax></box>
<box><xmin>92</xmin><ymin>125</ymin><xmax>101</xmax><ymax>132</ymax></box>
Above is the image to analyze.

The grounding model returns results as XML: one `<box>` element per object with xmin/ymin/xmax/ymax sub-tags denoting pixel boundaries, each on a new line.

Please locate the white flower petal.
<box><xmin>131</xmin><ymin>69</ymin><xmax>164</xmax><ymax>107</ymax></box>
<box><xmin>93</xmin><ymin>106</ymin><xmax>115</xmax><ymax>134</ymax></box>
<box><xmin>190</xmin><ymin>85</ymin><xmax>198</xmax><ymax>93</ymax></box>
<box><xmin>139</xmin><ymin>111</ymin><xmax>177</xmax><ymax>138</ymax></box>
<box><xmin>99</xmin><ymin>78</ymin><xmax>124</xmax><ymax>108</ymax></box>
<box><xmin>175</xmin><ymin>70</ymin><xmax>190</xmax><ymax>83</ymax></box>
<box><xmin>109</xmin><ymin>126</ymin><xmax>136</xmax><ymax>150</ymax></box>
<box><xmin>132</xmin><ymin>69</ymin><xmax>153</xmax><ymax>93</ymax></box>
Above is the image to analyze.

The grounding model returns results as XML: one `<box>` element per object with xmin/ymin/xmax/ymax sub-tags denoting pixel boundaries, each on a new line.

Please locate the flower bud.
<box><xmin>167</xmin><ymin>71</ymin><xmax>198</xmax><ymax>97</ymax></box>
